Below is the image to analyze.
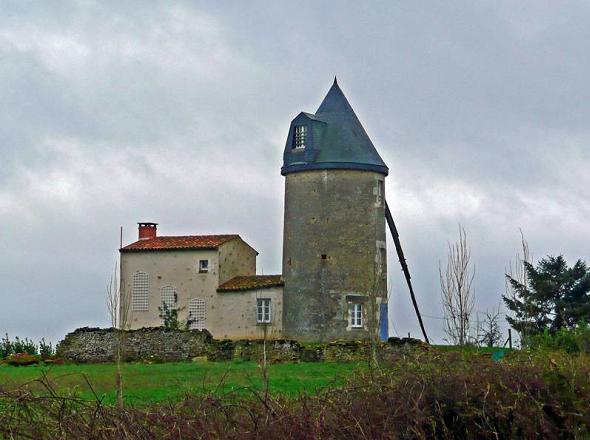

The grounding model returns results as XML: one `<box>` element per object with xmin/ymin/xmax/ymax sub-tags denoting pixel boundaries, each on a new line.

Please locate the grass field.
<box><xmin>0</xmin><ymin>360</ymin><xmax>362</xmax><ymax>405</ymax></box>
<box><xmin>2</xmin><ymin>350</ymin><xmax>590</xmax><ymax>438</ymax></box>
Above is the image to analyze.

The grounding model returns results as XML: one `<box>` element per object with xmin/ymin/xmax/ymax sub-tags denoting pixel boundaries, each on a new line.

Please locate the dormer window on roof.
<box><xmin>281</xmin><ymin>78</ymin><xmax>388</xmax><ymax>176</ymax></box>
<box><xmin>293</xmin><ymin>125</ymin><xmax>307</xmax><ymax>149</ymax></box>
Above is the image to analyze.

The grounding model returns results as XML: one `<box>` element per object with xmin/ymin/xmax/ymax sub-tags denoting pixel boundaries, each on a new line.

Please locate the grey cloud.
<box><xmin>1</xmin><ymin>1</ymin><xmax>589</xmax><ymax>344</ymax></box>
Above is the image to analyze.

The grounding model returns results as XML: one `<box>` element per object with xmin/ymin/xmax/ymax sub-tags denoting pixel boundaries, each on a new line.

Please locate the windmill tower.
<box><xmin>281</xmin><ymin>78</ymin><xmax>389</xmax><ymax>342</ymax></box>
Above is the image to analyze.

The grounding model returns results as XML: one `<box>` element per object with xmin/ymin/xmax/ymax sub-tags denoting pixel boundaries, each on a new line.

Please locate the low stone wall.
<box><xmin>208</xmin><ymin>339</ymin><xmax>302</xmax><ymax>362</ymax></box>
<box><xmin>56</xmin><ymin>327</ymin><xmax>212</xmax><ymax>363</ymax></box>
<box><xmin>56</xmin><ymin>328</ymin><xmax>426</xmax><ymax>363</ymax></box>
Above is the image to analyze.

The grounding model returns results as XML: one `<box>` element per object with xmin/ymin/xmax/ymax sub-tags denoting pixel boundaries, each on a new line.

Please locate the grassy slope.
<box><xmin>0</xmin><ymin>361</ymin><xmax>362</xmax><ymax>405</ymax></box>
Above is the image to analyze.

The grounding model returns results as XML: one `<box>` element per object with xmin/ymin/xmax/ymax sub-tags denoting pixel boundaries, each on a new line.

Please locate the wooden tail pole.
<box><xmin>385</xmin><ymin>200</ymin><xmax>430</xmax><ymax>344</ymax></box>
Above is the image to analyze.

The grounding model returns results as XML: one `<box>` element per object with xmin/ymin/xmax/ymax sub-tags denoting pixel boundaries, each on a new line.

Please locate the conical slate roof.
<box><xmin>281</xmin><ymin>79</ymin><xmax>388</xmax><ymax>176</ymax></box>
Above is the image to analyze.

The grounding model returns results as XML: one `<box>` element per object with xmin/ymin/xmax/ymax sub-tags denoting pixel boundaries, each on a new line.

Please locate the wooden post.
<box><xmin>508</xmin><ymin>329</ymin><xmax>512</xmax><ymax>349</ymax></box>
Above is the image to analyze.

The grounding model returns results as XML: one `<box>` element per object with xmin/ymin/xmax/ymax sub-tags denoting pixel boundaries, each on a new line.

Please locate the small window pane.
<box><xmin>293</xmin><ymin>125</ymin><xmax>307</xmax><ymax>149</ymax></box>
<box><xmin>256</xmin><ymin>298</ymin><xmax>271</xmax><ymax>323</ymax></box>
<box><xmin>350</xmin><ymin>303</ymin><xmax>363</xmax><ymax>328</ymax></box>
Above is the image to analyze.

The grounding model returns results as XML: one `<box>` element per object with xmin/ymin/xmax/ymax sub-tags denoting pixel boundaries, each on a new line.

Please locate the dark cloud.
<box><xmin>1</xmin><ymin>1</ymin><xmax>589</xmax><ymax>343</ymax></box>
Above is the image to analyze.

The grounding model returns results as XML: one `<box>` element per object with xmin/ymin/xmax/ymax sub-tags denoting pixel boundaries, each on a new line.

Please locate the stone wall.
<box><xmin>56</xmin><ymin>327</ymin><xmax>426</xmax><ymax>364</ymax></box>
<box><xmin>56</xmin><ymin>327</ymin><xmax>213</xmax><ymax>363</ymax></box>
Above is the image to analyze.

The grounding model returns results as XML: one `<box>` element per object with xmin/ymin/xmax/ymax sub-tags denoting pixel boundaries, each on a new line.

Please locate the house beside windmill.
<box><xmin>120</xmin><ymin>223</ymin><xmax>284</xmax><ymax>339</ymax></box>
<box><xmin>119</xmin><ymin>79</ymin><xmax>389</xmax><ymax>342</ymax></box>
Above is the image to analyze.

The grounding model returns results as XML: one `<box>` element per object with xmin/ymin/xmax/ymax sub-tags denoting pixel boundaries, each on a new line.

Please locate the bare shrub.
<box><xmin>440</xmin><ymin>225</ymin><xmax>475</xmax><ymax>345</ymax></box>
<box><xmin>477</xmin><ymin>306</ymin><xmax>503</xmax><ymax>347</ymax></box>
<box><xmin>106</xmin><ymin>260</ymin><xmax>130</xmax><ymax>408</ymax></box>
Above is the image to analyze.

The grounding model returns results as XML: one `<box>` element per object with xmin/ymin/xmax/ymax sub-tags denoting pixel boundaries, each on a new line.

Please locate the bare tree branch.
<box><xmin>106</xmin><ymin>259</ymin><xmax>130</xmax><ymax>408</ymax></box>
<box><xmin>505</xmin><ymin>229</ymin><xmax>531</xmax><ymax>340</ymax></box>
<box><xmin>440</xmin><ymin>225</ymin><xmax>475</xmax><ymax>345</ymax></box>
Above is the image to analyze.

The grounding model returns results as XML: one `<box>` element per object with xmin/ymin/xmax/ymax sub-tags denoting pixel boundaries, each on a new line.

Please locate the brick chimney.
<box><xmin>138</xmin><ymin>222</ymin><xmax>158</xmax><ymax>240</ymax></box>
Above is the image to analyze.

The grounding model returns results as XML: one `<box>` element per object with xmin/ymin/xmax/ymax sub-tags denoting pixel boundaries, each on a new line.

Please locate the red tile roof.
<box><xmin>120</xmin><ymin>235</ymin><xmax>239</xmax><ymax>252</ymax></box>
<box><xmin>217</xmin><ymin>275</ymin><xmax>284</xmax><ymax>292</ymax></box>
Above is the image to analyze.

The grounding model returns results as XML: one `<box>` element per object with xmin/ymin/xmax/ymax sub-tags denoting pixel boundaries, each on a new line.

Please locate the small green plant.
<box><xmin>0</xmin><ymin>334</ymin><xmax>11</xmax><ymax>358</ymax></box>
<box><xmin>39</xmin><ymin>338</ymin><xmax>54</xmax><ymax>359</ymax></box>
<box><xmin>158</xmin><ymin>302</ymin><xmax>185</xmax><ymax>330</ymax></box>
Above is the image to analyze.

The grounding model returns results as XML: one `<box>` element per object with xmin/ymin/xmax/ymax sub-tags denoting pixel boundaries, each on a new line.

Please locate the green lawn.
<box><xmin>0</xmin><ymin>361</ymin><xmax>362</xmax><ymax>405</ymax></box>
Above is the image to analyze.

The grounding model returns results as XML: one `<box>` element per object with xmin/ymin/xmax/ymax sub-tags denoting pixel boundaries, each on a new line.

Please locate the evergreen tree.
<box><xmin>503</xmin><ymin>255</ymin><xmax>590</xmax><ymax>335</ymax></box>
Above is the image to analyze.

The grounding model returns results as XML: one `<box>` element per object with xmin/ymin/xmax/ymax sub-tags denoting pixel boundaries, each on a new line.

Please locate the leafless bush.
<box><xmin>477</xmin><ymin>306</ymin><xmax>503</xmax><ymax>347</ymax></box>
<box><xmin>106</xmin><ymin>260</ymin><xmax>130</xmax><ymax>408</ymax></box>
<box><xmin>440</xmin><ymin>225</ymin><xmax>475</xmax><ymax>345</ymax></box>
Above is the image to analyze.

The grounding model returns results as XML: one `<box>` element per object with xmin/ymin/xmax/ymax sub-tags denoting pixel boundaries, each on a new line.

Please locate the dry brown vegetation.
<box><xmin>1</xmin><ymin>349</ymin><xmax>590</xmax><ymax>439</ymax></box>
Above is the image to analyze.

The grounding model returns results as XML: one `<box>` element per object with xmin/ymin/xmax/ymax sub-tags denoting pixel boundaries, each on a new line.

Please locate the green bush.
<box><xmin>0</xmin><ymin>335</ymin><xmax>55</xmax><ymax>359</ymax></box>
<box><xmin>0</xmin><ymin>334</ymin><xmax>38</xmax><ymax>359</ymax></box>
<box><xmin>524</xmin><ymin>323</ymin><xmax>590</xmax><ymax>354</ymax></box>
<box><xmin>39</xmin><ymin>338</ymin><xmax>54</xmax><ymax>359</ymax></box>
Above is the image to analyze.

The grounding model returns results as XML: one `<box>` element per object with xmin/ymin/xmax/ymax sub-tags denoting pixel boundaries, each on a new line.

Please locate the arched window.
<box><xmin>131</xmin><ymin>271</ymin><xmax>149</xmax><ymax>311</ymax></box>
<box><xmin>159</xmin><ymin>285</ymin><xmax>177</xmax><ymax>312</ymax></box>
<box><xmin>188</xmin><ymin>298</ymin><xmax>206</xmax><ymax>330</ymax></box>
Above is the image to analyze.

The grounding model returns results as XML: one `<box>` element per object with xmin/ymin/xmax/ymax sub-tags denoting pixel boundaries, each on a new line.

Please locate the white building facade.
<box><xmin>120</xmin><ymin>223</ymin><xmax>283</xmax><ymax>339</ymax></box>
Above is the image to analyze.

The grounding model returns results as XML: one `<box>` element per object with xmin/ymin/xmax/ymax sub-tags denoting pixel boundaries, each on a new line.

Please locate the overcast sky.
<box><xmin>1</xmin><ymin>1</ymin><xmax>589</xmax><ymax>344</ymax></box>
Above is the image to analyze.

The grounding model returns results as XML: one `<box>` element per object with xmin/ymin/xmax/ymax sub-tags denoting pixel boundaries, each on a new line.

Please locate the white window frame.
<box><xmin>293</xmin><ymin>125</ymin><xmax>307</xmax><ymax>150</ymax></box>
<box><xmin>198</xmin><ymin>259</ymin><xmax>209</xmax><ymax>273</ymax></box>
<box><xmin>350</xmin><ymin>303</ymin><xmax>363</xmax><ymax>328</ymax></box>
<box><xmin>131</xmin><ymin>271</ymin><xmax>149</xmax><ymax>311</ymax></box>
<box><xmin>256</xmin><ymin>298</ymin><xmax>272</xmax><ymax>324</ymax></box>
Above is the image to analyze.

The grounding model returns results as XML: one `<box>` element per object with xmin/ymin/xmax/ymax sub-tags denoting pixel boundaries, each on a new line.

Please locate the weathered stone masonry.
<box><xmin>56</xmin><ymin>327</ymin><xmax>212</xmax><ymax>363</ymax></box>
<box><xmin>282</xmin><ymin>169</ymin><xmax>387</xmax><ymax>341</ymax></box>
<box><xmin>56</xmin><ymin>328</ymin><xmax>425</xmax><ymax>363</ymax></box>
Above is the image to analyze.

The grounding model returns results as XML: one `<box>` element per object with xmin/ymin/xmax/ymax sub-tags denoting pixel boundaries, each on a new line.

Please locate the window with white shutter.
<box><xmin>131</xmin><ymin>271</ymin><xmax>149</xmax><ymax>311</ymax></box>
<box><xmin>188</xmin><ymin>298</ymin><xmax>206</xmax><ymax>330</ymax></box>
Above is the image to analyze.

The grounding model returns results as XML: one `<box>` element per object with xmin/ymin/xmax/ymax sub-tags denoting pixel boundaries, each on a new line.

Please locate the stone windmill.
<box><xmin>281</xmin><ymin>78</ymin><xmax>428</xmax><ymax>343</ymax></box>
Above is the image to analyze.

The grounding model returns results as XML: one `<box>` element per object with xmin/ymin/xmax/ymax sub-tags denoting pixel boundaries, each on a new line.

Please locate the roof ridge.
<box><xmin>152</xmin><ymin>234</ymin><xmax>239</xmax><ymax>238</ymax></box>
<box><xmin>120</xmin><ymin>234</ymin><xmax>241</xmax><ymax>252</ymax></box>
<box><xmin>217</xmin><ymin>274</ymin><xmax>284</xmax><ymax>292</ymax></box>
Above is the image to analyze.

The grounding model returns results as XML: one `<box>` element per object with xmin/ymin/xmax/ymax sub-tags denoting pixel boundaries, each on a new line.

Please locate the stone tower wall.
<box><xmin>282</xmin><ymin>169</ymin><xmax>387</xmax><ymax>341</ymax></box>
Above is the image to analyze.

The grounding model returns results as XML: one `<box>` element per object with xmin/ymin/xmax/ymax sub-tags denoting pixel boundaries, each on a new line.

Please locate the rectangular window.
<box><xmin>350</xmin><ymin>303</ymin><xmax>363</xmax><ymax>328</ymax></box>
<box><xmin>257</xmin><ymin>298</ymin><xmax>271</xmax><ymax>323</ymax></box>
<box><xmin>293</xmin><ymin>125</ymin><xmax>307</xmax><ymax>149</ymax></box>
<box><xmin>198</xmin><ymin>260</ymin><xmax>209</xmax><ymax>273</ymax></box>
